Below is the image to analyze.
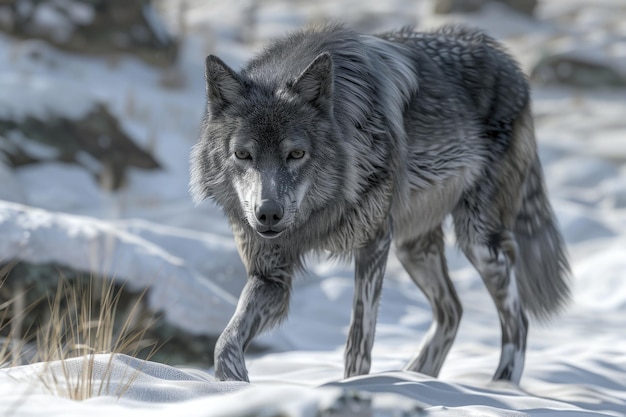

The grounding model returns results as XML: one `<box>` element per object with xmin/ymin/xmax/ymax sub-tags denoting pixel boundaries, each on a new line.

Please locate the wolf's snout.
<box><xmin>255</xmin><ymin>200</ymin><xmax>284</xmax><ymax>227</ymax></box>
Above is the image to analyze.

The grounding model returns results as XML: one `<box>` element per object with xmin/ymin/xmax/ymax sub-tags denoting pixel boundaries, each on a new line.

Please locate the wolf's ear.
<box><xmin>205</xmin><ymin>55</ymin><xmax>243</xmax><ymax>114</ymax></box>
<box><xmin>290</xmin><ymin>52</ymin><xmax>333</xmax><ymax>112</ymax></box>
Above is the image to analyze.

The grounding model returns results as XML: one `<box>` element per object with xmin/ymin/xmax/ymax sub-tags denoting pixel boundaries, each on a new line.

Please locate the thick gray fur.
<box><xmin>190</xmin><ymin>24</ymin><xmax>571</xmax><ymax>384</ymax></box>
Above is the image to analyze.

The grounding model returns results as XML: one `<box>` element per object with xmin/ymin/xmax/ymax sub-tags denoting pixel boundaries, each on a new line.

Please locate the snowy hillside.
<box><xmin>0</xmin><ymin>0</ymin><xmax>625</xmax><ymax>416</ymax></box>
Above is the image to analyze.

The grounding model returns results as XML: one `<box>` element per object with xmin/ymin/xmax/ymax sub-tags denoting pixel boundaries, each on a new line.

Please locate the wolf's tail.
<box><xmin>514</xmin><ymin>156</ymin><xmax>571</xmax><ymax>321</ymax></box>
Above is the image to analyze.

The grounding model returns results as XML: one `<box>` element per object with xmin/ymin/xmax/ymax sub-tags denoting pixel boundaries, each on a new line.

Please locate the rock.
<box><xmin>0</xmin><ymin>0</ymin><xmax>178</xmax><ymax>67</ymax></box>
<box><xmin>531</xmin><ymin>53</ymin><xmax>626</xmax><ymax>88</ymax></box>
<box><xmin>0</xmin><ymin>201</ymin><xmax>238</xmax><ymax>340</ymax></box>
<box><xmin>434</xmin><ymin>0</ymin><xmax>537</xmax><ymax>15</ymax></box>
<box><xmin>434</xmin><ymin>0</ymin><xmax>485</xmax><ymax>14</ymax></box>
<box><xmin>0</xmin><ymin>262</ymin><xmax>224</xmax><ymax>367</ymax></box>
<box><xmin>0</xmin><ymin>102</ymin><xmax>160</xmax><ymax>191</ymax></box>
<box><xmin>0</xmin><ymin>201</ymin><xmax>244</xmax><ymax>366</ymax></box>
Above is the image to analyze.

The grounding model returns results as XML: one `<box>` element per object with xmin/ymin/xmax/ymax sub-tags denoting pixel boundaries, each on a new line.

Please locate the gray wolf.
<box><xmin>190</xmin><ymin>24</ymin><xmax>570</xmax><ymax>384</ymax></box>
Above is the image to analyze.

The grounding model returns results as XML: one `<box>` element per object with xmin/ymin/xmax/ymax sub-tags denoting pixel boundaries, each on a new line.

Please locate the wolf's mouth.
<box><xmin>256</xmin><ymin>228</ymin><xmax>285</xmax><ymax>239</ymax></box>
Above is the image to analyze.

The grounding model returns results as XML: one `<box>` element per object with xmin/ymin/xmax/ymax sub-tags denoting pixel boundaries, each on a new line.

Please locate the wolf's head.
<box><xmin>190</xmin><ymin>53</ymin><xmax>346</xmax><ymax>239</ymax></box>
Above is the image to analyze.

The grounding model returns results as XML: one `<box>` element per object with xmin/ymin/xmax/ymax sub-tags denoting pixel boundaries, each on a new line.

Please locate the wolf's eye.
<box><xmin>288</xmin><ymin>150</ymin><xmax>305</xmax><ymax>160</ymax></box>
<box><xmin>234</xmin><ymin>150</ymin><xmax>251</xmax><ymax>160</ymax></box>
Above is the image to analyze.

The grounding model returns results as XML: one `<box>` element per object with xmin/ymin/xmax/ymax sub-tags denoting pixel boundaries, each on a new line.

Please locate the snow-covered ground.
<box><xmin>1</xmin><ymin>0</ymin><xmax>625</xmax><ymax>416</ymax></box>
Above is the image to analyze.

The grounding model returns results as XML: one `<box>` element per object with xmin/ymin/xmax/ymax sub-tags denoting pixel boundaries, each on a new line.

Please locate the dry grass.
<box><xmin>0</xmin><ymin>262</ymin><xmax>40</xmax><ymax>368</ymax></box>
<box><xmin>37</xmin><ymin>276</ymin><xmax>158</xmax><ymax>400</ymax></box>
<box><xmin>0</xmin><ymin>266</ymin><xmax>160</xmax><ymax>401</ymax></box>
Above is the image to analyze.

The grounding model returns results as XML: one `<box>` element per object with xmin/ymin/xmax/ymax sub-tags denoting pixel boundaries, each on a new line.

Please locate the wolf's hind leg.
<box><xmin>396</xmin><ymin>227</ymin><xmax>462</xmax><ymax>377</ymax></box>
<box><xmin>461</xmin><ymin>231</ymin><xmax>528</xmax><ymax>384</ymax></box>
<box><xmin>344</xmin><ymin>221</ymin><xmax>392</xmax><ymax>378</ymax></box>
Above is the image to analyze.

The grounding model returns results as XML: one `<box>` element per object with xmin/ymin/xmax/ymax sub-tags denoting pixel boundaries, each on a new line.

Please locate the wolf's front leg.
<box><xmin>214</xmin><ymin>274</ymin><xmax>291</xmax><ymax>381</ymax></box>
<box><xmin>344</xmin><ymin>222</ymin><xmax>392</xmax><ymax>378</ymax></box>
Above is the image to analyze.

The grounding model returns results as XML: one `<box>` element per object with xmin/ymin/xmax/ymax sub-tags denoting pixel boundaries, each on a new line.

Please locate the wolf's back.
<box><xmin>379</xmin><ymin>26</ymin><xmax>530</xmax><ymax>122</ymax></box>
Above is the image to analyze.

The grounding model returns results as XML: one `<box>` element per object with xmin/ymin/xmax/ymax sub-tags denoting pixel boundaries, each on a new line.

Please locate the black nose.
<box><xmin>255</xmin><ymin>200</ymin><xmax>284</xmax><ymax>226</ymax></box>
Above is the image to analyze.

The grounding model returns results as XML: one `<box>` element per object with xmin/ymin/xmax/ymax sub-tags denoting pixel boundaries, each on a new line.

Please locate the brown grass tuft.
<box><xmin>0</xmin><ymin>265</ymin><xmax>160</xmax><ymax>401</ymax></box>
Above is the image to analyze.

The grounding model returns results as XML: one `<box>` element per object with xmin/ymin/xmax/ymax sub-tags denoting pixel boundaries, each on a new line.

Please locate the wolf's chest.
<box><xmin>315</xmin><ymin>183</ymin><xmax>394</xmax><ymax>254</ymax></box>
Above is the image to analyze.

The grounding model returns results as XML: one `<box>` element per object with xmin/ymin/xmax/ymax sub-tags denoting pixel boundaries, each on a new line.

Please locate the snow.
<box><xmin>1</xmin><ymin>0</ymin><xmax>626</xmax><ymax>416</ymax></box>
<box><xmin>32</xmin><ymin>3</ymin><xmax>73</xmax><ymax>43</ymax></box>
<box><xmin>0</xmin><ymin>74</ymin><xmax>95</xmax><ymax>121</ymax></box>
<box><xmin>0</xmin><ymin>201</ymin><xmax>237</xmax><ymax>335</ymax></box>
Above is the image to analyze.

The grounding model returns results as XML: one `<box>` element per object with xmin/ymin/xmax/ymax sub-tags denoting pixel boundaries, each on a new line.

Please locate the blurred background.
<box><xmin>0</xmin><ymin>0</ymin><xmax>624</xmax><ymax>368</ymax></box>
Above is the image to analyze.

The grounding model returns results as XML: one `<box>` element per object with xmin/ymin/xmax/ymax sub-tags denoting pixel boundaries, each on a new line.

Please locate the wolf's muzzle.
<box><xmin>255</xmin><ymin>199</ymin><xmax>285</xmax><ymax>238</ymax></box>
